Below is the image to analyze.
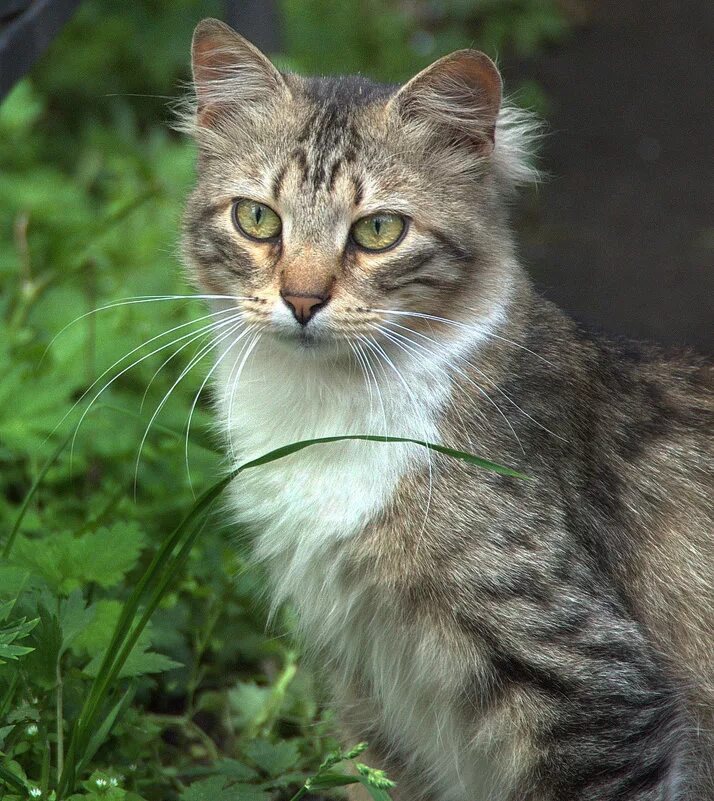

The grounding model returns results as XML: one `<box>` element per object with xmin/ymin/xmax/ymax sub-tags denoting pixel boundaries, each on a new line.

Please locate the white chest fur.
<box><xmin>216</xmin><ymin>337</ymin><xmax>443</xmax><ymax>595</ymax></box>
<box><xmin>215</xmin><ymin>330</ymin><xmax>514</xmax><ymax>801</ymax></box>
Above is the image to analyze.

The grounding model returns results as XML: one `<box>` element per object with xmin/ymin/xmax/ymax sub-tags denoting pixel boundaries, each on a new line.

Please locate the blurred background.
<box><xmin>0</xmin><ymin>2</ymin><xmax>711</xmax><ymax>800</ymax></box>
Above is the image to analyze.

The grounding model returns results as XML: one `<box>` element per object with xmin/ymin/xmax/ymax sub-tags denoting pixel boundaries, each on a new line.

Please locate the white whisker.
<box><xmin>42</xmin><ymin>293</ymin><xmax>250</xmax><ymax>364</ymax></box>
<box><xmin>226</xmin><ymin>331</ymin><xmax>262</xmax><ymax>463</ymax></box>
<box><xmin>372</xmin><ymin>307</ymin><xmax>555</xmax><ymax>368</ymax></box>
<box><xmin>133</xmin><ymin>317</ymin><xmax>247</xmax><ymax>493</ymax></box>
<box><xmin>377</xmin><ymin>323</ymin><xmax>525</xmax><ymax>454</ymax></box>
<box><xmin>360</xmin><ymin>334</ymin><xmax>434</xmax><ymax>547</ymax></box>
<box><xmin>67</xmin><ymin>308</ymin><xmax>241</xmax><ymax>464</ymax></box>
<box><xmin>184</xmin><ymin>324</ymin><xmax>258</xmax><ymax>493</ymax></box>
<box><xmin>386</xmin><ymin>319</ymin><xmax>565</xmax><ymax>443</ymax></box>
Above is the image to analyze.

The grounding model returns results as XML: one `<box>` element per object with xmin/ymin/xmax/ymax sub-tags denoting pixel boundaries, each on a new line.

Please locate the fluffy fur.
<box><xmin>181</xmin><ymin>19</ymin><xmax>714</xmax><ymax>801</ymax></box>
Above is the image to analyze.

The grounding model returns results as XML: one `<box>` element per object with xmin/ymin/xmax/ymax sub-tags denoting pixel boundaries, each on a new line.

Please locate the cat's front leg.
<box><xmin>511</xmin><ymin>667</ymin><xmax>688</xmax><ymax>800</ymax></box>
<box><xmin>338</xmin><ymin>685</ymin><xmax>435</xmax><ymax>801</ymax></box>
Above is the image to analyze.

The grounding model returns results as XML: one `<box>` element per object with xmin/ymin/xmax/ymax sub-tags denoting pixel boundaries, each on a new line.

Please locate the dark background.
<box><xmin>512</xmin><ymin>0</ymin><xmax>713</xmax><ymax>351</ymax></box>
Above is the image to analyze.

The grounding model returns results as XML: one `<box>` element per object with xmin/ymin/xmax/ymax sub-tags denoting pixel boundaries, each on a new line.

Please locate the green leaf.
<box><xmin>307</xmin><ymin>771</ymin><xmax>360</xmax><ymax>789</ymax></box>
<box><xmin>59</xmin><ymin>590</ymin><xmax>97</xmax><ymax>654</ymax></box>
<box><xmin>228</xmin><ymin>682</ymin><xmax>272</xmax><ymax>729</ymax></box>
<box><xmin>213</xmin><ymin>759</ymin><xmax>259</xmax><ymax>782</ymax></box>
<box><xmin>84</xmin><ymin>647</ymin><xmax>181</xmax><ymax>679</ymax></box>
<box><xmin>73</xmin><ymin>600</ymin><xmax>180</xmax><ymax>678</ymax></box>
<box><xmin>12</xmin><ymin>523</ymin><xmax>145</xmax><ymax>594</ymax></box>
<box><xmin>22</xmin><ymin>606</ymin><xmax>61</xmax><ymax>688</ymax></box>
<box><xmin>0</xmin><ymin>762</ymin><xmax>28</xmax><ymax>794</ymax></box>
<box><xmin>179</xmin><ymin>775</ymin><xmax>269</xmax><ymax>801</ymax></box>
<box><xmin>0</xmin><ymin>610</ymin><xmax>39</xmax><ymax>664</ymax></box>
<box><xmin>355</xmin><ymin>778</ymin><xmax>394</xmax><ymax>801</ymax></box>
<box><xmin>241</xmin><ymin>738</ymin><xmax>300</xmax><ymax>778</ymax></box>
<box><xmin>75</xmin><ymin>688</ymin><xmax>134</xmax><ymax>778</ymax></box>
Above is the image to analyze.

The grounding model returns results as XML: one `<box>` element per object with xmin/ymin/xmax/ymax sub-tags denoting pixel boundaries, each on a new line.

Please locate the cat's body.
<box><xmin>182</xmin><ymin>20</ymin><xmax>713</xmax><ymax>800</ymax></box>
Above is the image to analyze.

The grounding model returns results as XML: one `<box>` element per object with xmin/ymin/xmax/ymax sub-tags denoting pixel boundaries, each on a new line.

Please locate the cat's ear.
<box><xmin>191</xmin><ymin>18</ymin><xmax>289</xmax><ymax>127</ymax></box>
<box><xmin>388</xmin><ymin>50</ymin><xmax>502</xmax><ymax>152</ymax></box>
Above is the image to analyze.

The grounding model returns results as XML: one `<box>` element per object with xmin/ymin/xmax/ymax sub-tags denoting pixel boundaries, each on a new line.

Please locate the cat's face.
<box><xmin>182</xmin><ymin>20</ymin><xmax>527</xmax><ymax>352</ymax></box>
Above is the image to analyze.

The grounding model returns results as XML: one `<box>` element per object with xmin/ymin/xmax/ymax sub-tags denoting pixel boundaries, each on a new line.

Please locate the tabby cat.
<box><xmin>180</xmin><ymin>19</ymin><xmax>713</xmax><ymax>801</ymax></box>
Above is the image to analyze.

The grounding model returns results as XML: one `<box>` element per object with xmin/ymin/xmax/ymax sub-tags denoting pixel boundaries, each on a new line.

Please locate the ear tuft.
<box><xmin>191</xmin><ymin>18</ymin><xmax>287</xmax><ymax>127</ymax></box>
<box><xmin>389</xmin><ymin>50</ymin><xmax>502</xmax><ymax>151</ymax></box>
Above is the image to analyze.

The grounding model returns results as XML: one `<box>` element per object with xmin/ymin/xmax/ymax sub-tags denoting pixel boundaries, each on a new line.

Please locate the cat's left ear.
<box><xmin>388</xmin><ymin>50</ymin><xmax>502</xmax><ymax>152</ymax></box>
<box><xmin>191</xmin><ymin>18</ymin><xmax>289</xmax><ymax>127</ymax></box>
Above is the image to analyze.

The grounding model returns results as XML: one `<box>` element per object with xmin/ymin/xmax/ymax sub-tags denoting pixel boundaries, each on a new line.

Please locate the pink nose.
<box><xmin>280</xmin><ymin>291</ymin><xmax>330</xmax><ymax>326</ymax></box>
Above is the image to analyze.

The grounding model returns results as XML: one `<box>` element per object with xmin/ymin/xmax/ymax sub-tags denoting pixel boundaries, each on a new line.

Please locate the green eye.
<box><xmin>232</xmin><ymin>199</ymin><xmax>282</xmax><ymax>241</ymax></box>
<box><xmin>351</xmin><ymin>213</ymin><xmax>406</xmax><ymax>252</ymax></box>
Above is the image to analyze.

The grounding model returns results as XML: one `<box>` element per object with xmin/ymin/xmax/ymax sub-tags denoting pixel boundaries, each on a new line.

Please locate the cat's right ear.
<box><xmin>191</xmin><ymin>18</ymin><xmax>289</xmax><ymax>128</ymax></box>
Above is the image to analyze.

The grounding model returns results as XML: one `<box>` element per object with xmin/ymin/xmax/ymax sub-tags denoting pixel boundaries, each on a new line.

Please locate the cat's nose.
<box><xmin>280</xmin><ymin>291</ymin><xmax>330</xmax><ymax>326</ymax></box>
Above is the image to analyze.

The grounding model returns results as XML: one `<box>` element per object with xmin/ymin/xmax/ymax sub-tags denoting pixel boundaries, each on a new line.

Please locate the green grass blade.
<box><xmin>0</xmin><ymin>763</ymin><xmax>28</xmax><ymax>794</ymax></box>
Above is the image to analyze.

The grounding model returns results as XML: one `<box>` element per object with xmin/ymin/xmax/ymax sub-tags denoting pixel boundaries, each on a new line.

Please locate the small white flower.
<box><xmin>26</xmin><ymin>723</ymin><xmax>39</xmax><ymax>737</ymax></box>
<box><xmin>95</xmin><ymin>777</ymin><xmax>108</xmax><ymax>788</ymax></box>
<box><xmin>109</xmin><ymin>777</ymin><xmax>119</xmax><ymax>787</ymax></box>
<box><xmin>29</xmin><ymin>788</ymin><xmax>42</xmax><ymax>798</ymax></box>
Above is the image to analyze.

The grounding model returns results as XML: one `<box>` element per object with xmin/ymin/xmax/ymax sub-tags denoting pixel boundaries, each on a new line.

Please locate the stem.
<box><xmin>3</xmin><ymin>432</ymin><xmax>72</xmax><ymax>558</ymax></box>
<box><xmin>56</xmin><ymin>655</ymin><xmax>64</xmax><ymax>781</ymax></box>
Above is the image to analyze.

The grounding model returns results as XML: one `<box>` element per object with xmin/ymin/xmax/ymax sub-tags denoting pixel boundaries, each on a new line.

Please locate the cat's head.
<box><xmin>181</xmin><ymin>19</ymin><xmax>537</xmax><ymax>352</ymax></box>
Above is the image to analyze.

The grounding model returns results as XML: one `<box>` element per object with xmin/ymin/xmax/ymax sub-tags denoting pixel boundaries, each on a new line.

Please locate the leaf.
<box><xmin>179</xmin><ymin>775</ymin><xmax>269</xmax><ymax>801</ymax></box>
<box><xmin>0</xmin><ymin>609</ymin><xmax>39</xmax><ymax>664</ymax></box>
<box><xmin>22</xmin><ymin>606</ymin><xmax>61</xmax><ymax>688</ymax></box>
<box><xmin>89</xmin><ymin>648</ymin><xmax>181</xmax><ymax>679</ymax></box>
<box><xmin>74</xmin><ymin>600</ymin><xmax>181</xmax><ymax>678</ymax></box>
<box><xmin>228</xmin><ymin>682</ymin><xmax>272</xmax><ymax>729</ymax></box>
<box><xmin>0</xmin><ymin>763</ymin><xmax>28</xmax><ymax>794</ymax></box>
<box><xmin>75</xmin><ymin>687</ymin><xmax>135</xmax><ymax>777</ymax></box>
<box><xmin>307</xmin><ymin>771</ymin><xmax>360</xmax><ymax>789</ymax></box>
<box><xmin>12</xmin><ymin>523</ymin><xmax>145</xmax><ymax>594</ymax></box>
<box><xmin>213</xmin><ymin>759</ymin><xmax>259</xmax><ymax>782</ymax></box>
<box><xmin>241</xmin><ymin>738</ymin><xmax>300</xmax><ymax>778</ymax></box>
<box><xmin>355</xmin><ymin>778</ymin><xmax>394</xmax><ymax>801</ymax></box>
<box><xmin>2</xmin><ymin>430</ymin><xmax>72</xmax><ymax>559</ymax></box>
<box><xmin>0</xmin><ymin>567</ymin><xmax>30</xmax><ymax>600</ymax></box>
<box><xmin>59</xmin><ymin>590</ymin><xmax>97</xmax><ymax>655</ymax></box>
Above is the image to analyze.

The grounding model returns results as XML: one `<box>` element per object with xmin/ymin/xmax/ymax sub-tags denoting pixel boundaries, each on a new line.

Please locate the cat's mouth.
<box><xmin>271</xmin><ymin>325</ymin><xmax>323</xmax><ymax>349</ymax></box>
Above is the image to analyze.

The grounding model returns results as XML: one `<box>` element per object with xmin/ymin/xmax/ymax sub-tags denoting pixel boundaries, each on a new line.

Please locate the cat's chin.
<box><xmin>268</xmin><ymin>326</ymin><xmax>349</xmax><ymax>357</ymax></box>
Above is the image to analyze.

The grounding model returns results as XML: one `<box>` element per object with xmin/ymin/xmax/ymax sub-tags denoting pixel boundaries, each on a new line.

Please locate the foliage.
<box><xmin>0</xmin><ymin>1</ymin><xmax>565</xmax><ymax>798</ymax></box>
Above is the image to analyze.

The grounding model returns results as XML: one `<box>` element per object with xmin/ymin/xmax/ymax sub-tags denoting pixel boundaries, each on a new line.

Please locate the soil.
<box><xmin>508</xmin><ymin>0</ymin><xmax>713</xmax><ymax>351</ymax></box>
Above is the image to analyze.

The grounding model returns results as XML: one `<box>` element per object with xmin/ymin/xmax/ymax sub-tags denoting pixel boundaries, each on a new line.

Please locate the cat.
<box><xmin>180</xmin><ymin>18</ymin><xmax>713</xmax><ymax>801</ymax></box>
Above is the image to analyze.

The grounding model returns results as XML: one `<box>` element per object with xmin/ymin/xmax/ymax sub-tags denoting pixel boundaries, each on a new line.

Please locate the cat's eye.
<box><xmin>232</xmin><ymin>199</ymin><xmax>282</xmax><ymax>241</ymax></box>
<box><xmin>351</xmin><ymin>213</ymin><xmax>406</xmax><ymax>252</ymax></box>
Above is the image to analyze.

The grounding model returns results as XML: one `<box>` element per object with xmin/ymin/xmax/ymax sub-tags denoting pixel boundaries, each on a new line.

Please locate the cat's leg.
<box><xmin>338</xmin><ymin>683</ymin><xmax>434</xmax><ymax>801</ymax></box>
<box><xmin>501</xmin><ymin>642</ymin><xmax>691</xmax><ymax>800</ymax></box>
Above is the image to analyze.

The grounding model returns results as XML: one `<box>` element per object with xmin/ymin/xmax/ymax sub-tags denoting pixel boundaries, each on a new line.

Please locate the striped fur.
<box><xmin>181</xmin><ymin>20</ymin><xmax>714</xmax><ymax>800</ymax></box>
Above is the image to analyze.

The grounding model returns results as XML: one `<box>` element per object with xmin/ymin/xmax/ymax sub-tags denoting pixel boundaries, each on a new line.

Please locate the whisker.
<box><xmin>133</xmin><ymin>318</ymin><xmax>247</xmax><ymax>493</ymax></box>
<box><xmin>225</xmin><ymin>331</ymin><xmax>262</xmax><ymax>462</ymax></box>
<box><xmin>184</xmin><ymin>324</ymin><xmax>258</xmax><ymax>493</ymax></box>
<box><xmin>375</xmin><ymin>325</ymin><xmax>480</xmax><ymax>448</ymax></box>
<box><xmin>360</xmin><ymin>334</ymin><xmax>435</xmax><ymax>547</ymax></box>
<box><xmin>140</xmin><ymin>320</ymin><xmax>227</xmax><ymax>412</ymax></box>
<box><xmin>372</xmin><ymin>308</ymin><xmax>555</xmax><ymax>368</ymax></box>
<box><xmin>347</xmin><ymin>341</ymin><xmax>374</xmax><ymax>419</ymax></box>
<box><xmin>42</xmin><ymin>293</ymin><xmax>250</xmax><ymax>364</ymax></box>
<box><xmin>66</xmin><ymin>308</ymin><xmax>240</xmax><ymax>463</ymax></box>
<box><xmin>357</xmin><ymin>339</ymin><xmax>390</xmax><ymax>441</ymax></box>
<box><xmin>388</xmin><ymin>319</ymin><xmax>565</xmax><ymax>443</ymax></box>
<box><xmin>377</xmin><ymin>323</ymin><xmax>524</xmax><ymax>455</ymax></box>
